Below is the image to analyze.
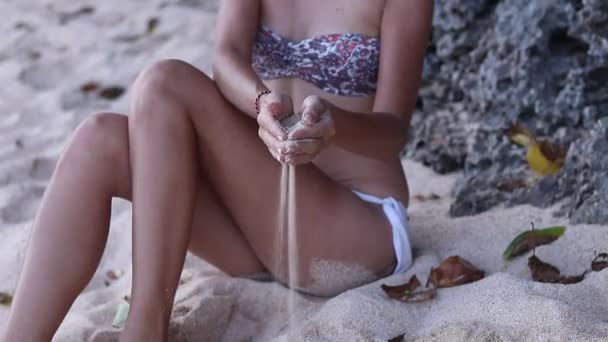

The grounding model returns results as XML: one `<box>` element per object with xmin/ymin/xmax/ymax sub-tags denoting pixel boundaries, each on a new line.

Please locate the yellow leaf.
<box><xmin>527</xmin><ymin>143</ymin><xmax>564</xmax><ymax>176</ymax></box>
<box><xmin>505</xmin><ymin>123</ymin><xmax>568</xmax><ymax>176</ymax></box>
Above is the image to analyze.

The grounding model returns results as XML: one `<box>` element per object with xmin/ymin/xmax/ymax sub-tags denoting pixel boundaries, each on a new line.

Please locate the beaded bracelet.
<box><xmin>255</xmin><ymin>89</ymin><xmax>272</xmax><ymax>115</ymax></box>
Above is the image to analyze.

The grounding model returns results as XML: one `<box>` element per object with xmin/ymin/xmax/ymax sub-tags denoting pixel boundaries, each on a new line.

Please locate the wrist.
<box><xmin>255</xmin><ymin>89</ymin><xmax>272</xmax><ymax>115</ymax></box>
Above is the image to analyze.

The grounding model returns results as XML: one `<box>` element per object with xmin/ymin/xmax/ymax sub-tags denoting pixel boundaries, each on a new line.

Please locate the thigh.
<box><xmin>157</xmin><ymin>60</ymin><xmax>396</xmax><ymax>289</ymax></box>
<box><xmin>97</xmin><ymin>113</ymin><xmax>266</xmax><ymax>277</ymax></box>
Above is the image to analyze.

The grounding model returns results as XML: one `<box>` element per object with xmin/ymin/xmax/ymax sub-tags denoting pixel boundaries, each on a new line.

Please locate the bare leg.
<box><xmin>1</xmin><ymin>114</ymin><xmax>132</xmax><ymax>342</ymax></box>
<box><xmin>117</xmin><ymin>65</ymin><xmax>203</xmax><ymax>342</ymax></box>
<box><xmin>4</xmin><ymin>58</ymin><xmax>397</xmax><ymax>341</ymax></box>
<box><xmin>2</xmin><ymin>113</ymin><xmax>265</xmax><ymax>342</ymax></box>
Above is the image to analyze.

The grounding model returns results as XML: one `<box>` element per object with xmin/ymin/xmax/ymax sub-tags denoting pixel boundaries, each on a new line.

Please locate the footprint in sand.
<box><xmin>172</xmin><ymin>0</ymin><xmax>220</xmax><ymax>12</ymax></box>
<box><xmin>29</xmin><ymin>156</ymin><xmax>58</xmax><ymax>181</ymax></box>
<box><xmin>0</xmin><ymin>156</ymin><xmax>57</xmax><ymax>223</ymax></box>
<box><xmin>172</xmin><ymin>305</ymin><xmax>192</xmax><ymax>318</ymax></box>
<box><xmin>0</xmin><ymin>156</ymin><xmax>58</xmax><ymax>187</ymax></box>
<box><xmin>0</xmin><ymin>184</ymin><xmax>45</xmax><ymax>224</ymax></box>
<box><xmin>18</xmin><ymin>60</ymin><xmax>72</xmax><ymax>91</ymax></box>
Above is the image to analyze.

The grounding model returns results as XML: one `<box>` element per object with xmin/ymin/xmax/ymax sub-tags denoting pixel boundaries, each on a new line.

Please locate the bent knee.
<box><xmin>133</xmin><ymin>59</ymin><xmax>212</xmax><ymax>97</ymax></box>
<box><xmin>130</xmin><ymin>59</ymin><xmax>218</xmax><ymax>128</ymax></box>
<box><xmin>60</xmin><ymin>113</ymin><xmax>129</xmax><ymax>175</ymax></box>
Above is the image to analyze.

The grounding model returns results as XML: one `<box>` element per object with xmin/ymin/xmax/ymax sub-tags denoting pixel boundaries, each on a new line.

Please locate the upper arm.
<box><xmin>214</xmin><ymin>0</ymin><xmax>261</xmax><ymax>58</ymax></box>
<box><xmin>373</xmin><ymin>0</ymin><xmax>433</xmax><ymax>120</ymax></box>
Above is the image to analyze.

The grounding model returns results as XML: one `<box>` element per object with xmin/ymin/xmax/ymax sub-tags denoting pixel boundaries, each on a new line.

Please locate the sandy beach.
<box><xmin>1</xmin><ymin>0</ymin><xmax>608</xmax><ymax>341</ymax></box>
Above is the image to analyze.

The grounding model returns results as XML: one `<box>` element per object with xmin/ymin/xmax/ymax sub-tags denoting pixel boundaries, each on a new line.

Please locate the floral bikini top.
<box><xmin>251</xmin><ymin>25</ymin><xmax>380</xmax><ymax>97</ymax></box>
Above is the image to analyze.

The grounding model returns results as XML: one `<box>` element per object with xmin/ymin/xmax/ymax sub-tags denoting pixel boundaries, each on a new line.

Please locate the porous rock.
<box><xmin>406</xmin><ymin>0</ymin><xmax>608</xmax><ymax>224</ymax></box>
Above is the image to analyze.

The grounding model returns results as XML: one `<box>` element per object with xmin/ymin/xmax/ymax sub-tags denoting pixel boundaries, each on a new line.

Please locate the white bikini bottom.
<box><xmin>352</xmin><ymin>190</ymin><xmax>413</xmax><ymax>275</ymax></box>
<box><xmin>240</xmin><ymin>190</ymin><xmax>414</xmax><ymax>286</ymax></box>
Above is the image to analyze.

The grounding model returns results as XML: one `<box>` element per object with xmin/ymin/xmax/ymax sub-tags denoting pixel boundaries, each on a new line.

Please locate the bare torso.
<box><xmin>258</xmin><ymin>0</ymin><xmax>410</xmax><ymax>205</ymax></box>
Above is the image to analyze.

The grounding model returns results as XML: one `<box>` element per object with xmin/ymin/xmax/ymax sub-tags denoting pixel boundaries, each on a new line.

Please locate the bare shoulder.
<box><xmin>373</xmin><ymin>0</ymin><xmax>433</xmax><ymax>115</ymax></box>
<box><xmin>380</xmin><ymin>0</ymin><xmax>433</xmax><ymax>29</ymax></box>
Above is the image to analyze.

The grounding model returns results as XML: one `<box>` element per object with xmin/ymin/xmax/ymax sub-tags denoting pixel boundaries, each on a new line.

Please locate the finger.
<box><xmin>287</xmin><ymin>126</ymin><xmax>322</xmax><ymax>140</ymax></box>
<box><xmin>301</xmin><ymin>107</ymin><xmax>320</xmax><ymax>126</ymax></box>
<box><xmin>260</xmin><ymin>92</ymin><xmax>283</xmax><ymax>115</ymax></box>
<box><xmin>283</xmin><ymin>138</ymin><xmax>325</xmax><ymax>156</ymax></box>
<box><xmin>287</xmin><ymin>115</ymin><xmax>333</xmax><ymax>140</ymax></box>
<box><xmin>260</xmin><ymin>129</ymin><xmax>292</xmax><ymax>162</ymax></box>
<box><xmin>278</xmin><ymin>93</ymin><xmax>294</xmax><ymax>119</ymax></box>
<box><xmin>268</xmin><ymin>146</ymin><xmax>285</xmax><ymax>163</ymax></box>
<box><xmin>300</xmin><ymin>96</ymin><xmax>325</xmax><ymax>125</ymax></box>
<box><xmin>258</xmin><ymin>112</ymin><xmax>287</xmax><ymax>140</ymax></box>
<box><xmin>258</xmin><ymin>127</ymin><xmax>285</xmax><ymax>153</ymax></box>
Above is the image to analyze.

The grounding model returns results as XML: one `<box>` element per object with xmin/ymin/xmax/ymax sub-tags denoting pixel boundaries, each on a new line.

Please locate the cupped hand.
<box><xmin>282</xmin><ymin>95</ymin><xmax>336</xmax><ymax>165</ymax></box>
<box><xmin>256</xmin><ymin>91</ymin><xmax>293</xmax><ymax>163</ymax></box>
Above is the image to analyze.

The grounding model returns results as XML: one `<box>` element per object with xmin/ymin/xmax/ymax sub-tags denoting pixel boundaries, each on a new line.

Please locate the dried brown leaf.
<box><xmin>381</xmin><ymin>275</ymin><xmax>437</xmax><ymax>303</ymax></box>
<box><xmin>99</xmin><ymin>86</ymin><xmax>126</xmax><ymax>100</ymax></box>
<box><xmin>591</xmin><ymin>252</ymin><xmax>608</xmax><ymax>272</ymax></box>
<box><xmin>557</xmin><ymin>274</ymin><xmax>586</xmax><ymax>284</ymax></box>
<box><xmin>381</xmin><ymin>275</ymin><xmax>421</xmax><ymax>300</ymax></box>
<box><xmin>528</xmin><ymin>255</ymin><xmax>586</xmax><ymax>284</ymax></box>
<box><xmin>0</xmin><ymin>292</ymin><xmax>13</xmax><ymax>306</ymax></box>
<box><xmin>401</xmin><ymin>288</ymin><xmax>437</xmax><ymax>302</ymax></box>
<box><xmin>427</xmin><ymin>256</ymin><xmax>485</xmax><ymax>288</ymax></box>
<box><xmin>80</xmin><ymin>81</ymin><xmax>100</xmax><ymax>93</ymax></box>
<box><xmin>528</xmin><ymin>255</ymin><xmax>561</xmax><ymax>283</ymax></box>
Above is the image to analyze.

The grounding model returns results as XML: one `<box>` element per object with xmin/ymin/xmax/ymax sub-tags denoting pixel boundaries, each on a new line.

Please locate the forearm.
<box><xmin>212</xmin><ymin>48</ymin><xmax>267</xmax><ymax>119</ymax></box>
<box><xmin>328</xmin><ymin>102</ymin><xmax>409</xmax><ymax>160</ymax></box>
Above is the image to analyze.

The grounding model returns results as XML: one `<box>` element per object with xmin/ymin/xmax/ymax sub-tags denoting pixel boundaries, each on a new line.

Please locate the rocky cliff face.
<box><xmin>407</xmin><ymin>0</ymin><xmax>608</xmax><ymax>224</ymax></box>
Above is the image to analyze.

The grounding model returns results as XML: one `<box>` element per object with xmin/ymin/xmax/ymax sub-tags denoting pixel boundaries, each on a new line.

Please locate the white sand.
<box><xmin>1</xmin><ymin>0</ymin><xmax>608</xmax><ymax>341</ymax></box>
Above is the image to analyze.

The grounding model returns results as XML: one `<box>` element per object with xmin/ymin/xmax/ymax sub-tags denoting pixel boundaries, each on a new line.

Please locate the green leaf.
<box><xmin>112</xmin><ymin>299</ymin><xmax>130</xmax><ymax>329</ymax></box>
<box><xmin>147</xmin><ymin>18</ymin><xmax>160</xmax><ymax>34</ymax></box>
<box><xmin>503</xmin><ymin>226</ymin><xmax>566</xmax><ymax>261</ymax></box>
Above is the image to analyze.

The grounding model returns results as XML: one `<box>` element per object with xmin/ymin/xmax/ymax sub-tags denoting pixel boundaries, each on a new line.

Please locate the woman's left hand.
<box><xmin>284</xmin><ymin>95</ymin><xmax>336</xmax><ymax>165</ymax></box>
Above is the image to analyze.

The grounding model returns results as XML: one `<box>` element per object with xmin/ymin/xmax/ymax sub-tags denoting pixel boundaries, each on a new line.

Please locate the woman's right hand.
<box><xmin>256</xmin><ymin>92</ymin><xmax>293</xmax><ymax>163</ymax></box>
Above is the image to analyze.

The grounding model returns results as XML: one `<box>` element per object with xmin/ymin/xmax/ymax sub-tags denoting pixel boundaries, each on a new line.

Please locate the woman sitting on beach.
<box><xmin>3</xmin><ymin>0</ymin><xmax>432</xmax><ymax>341</ymax></box>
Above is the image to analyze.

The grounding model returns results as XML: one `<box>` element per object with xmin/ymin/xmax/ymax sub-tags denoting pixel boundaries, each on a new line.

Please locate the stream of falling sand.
<box><xmin>277</xmin><ymin>115</ymin><xmax>301</xmax><ymax>338</ymax></box>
